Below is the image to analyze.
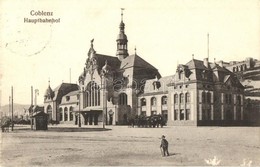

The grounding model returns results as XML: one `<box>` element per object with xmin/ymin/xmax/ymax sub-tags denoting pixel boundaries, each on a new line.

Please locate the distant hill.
<box><xmin>1</xmin><ymin>103</ymin><xmax>30</xmax><ymax>117</ymax></box>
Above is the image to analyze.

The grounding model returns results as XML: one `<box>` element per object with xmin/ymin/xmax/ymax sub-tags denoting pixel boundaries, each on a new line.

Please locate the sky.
<box><xmin>0</xmin><ymin>0</ymin><xmax>259</xmax><ymax>106</ymax></box>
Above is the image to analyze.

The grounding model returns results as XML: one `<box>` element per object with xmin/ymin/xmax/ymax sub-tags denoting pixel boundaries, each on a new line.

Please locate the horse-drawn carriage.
<box><xmin>129</xmin><ymin>114</ymin><xmax>166</xmax><ymax>128</ymax></box>
<box><xmin>1</xmin><ymin>117</ymin><xmax>12</xmax><ymax>132</ymax></box>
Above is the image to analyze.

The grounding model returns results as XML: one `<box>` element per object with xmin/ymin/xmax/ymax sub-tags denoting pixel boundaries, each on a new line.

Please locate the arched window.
<box><xmin>47</xmin><ymin>105</ymin><xmax>52</xmax><ymax>113</ymax></box>
<box><xmin>207</xmin><ymin>92</ymin><xmax>211</xmax><ymax>103</ymax></box>
<box><xmin>180</xmin><ymin>93</ymin><xmax>184</xmax><ymax>104</ymax></box>
<box><xmin>161</xmin><ymin>96</ymin><xmax>167</xmax><ymax>105</ymax></box>
<box><xmin>178</xmin><ymin>70</ymin><xmax>183</xmax><ymax>80</ymax></box>
<box><xmin>151</xmin><ymin>97</ymin><xmax>156</xmax><ymax>106</ymax></box>
<box><xmin>64</xmin><ymin>107</ymin><xmax>68</xmax><ymax>121</ymax></box>
<box><xmin>141</xmin><ymin>98</ymin><xmax>146</xmax><ymax>106</ymax></box>
<box><xmin>69</xmin><ymin>106</ymin><xmax>73</xmax><ymax>121</ymax></box>
<box><xmin>86</xmin><ymin>81</ymin><xmax>100</xmax><ymax>107</ymax></box>
<box><xmin>47</xmin><ymin>105</ymin><xmax>52</xmax><ymax>120</ymax></box>
<box><xmin>174</xmin><ymin>94</ymin><xmax>178</xmax><ymax>104</ymax></box>
<box><xmin>59</xmin><ymin>108</ymin><xmax>63</xmax><ymax>121</ymax></box>
<box><xmin>237</xmin><ymin>95</ymin><xmax>241</xmax><ymax>105</ymax></box>
<box><xmin>185</xmin><ymin>93</ymin><xmax>190</xmax><ymax>103</ymax></box>
<box><xmin>233</xmin><ymin>67</ymin><xmax>236</xmax><ymax>72</ymax></box>
<box><xmin>202</xmin><ymin>92</ymin><xmax>206</xmax><ymax>103</ymax></box>
<box><xmin>119</xmin><ymin>93</ymin><xmax>127</xmax><ymax>105</ymax></box>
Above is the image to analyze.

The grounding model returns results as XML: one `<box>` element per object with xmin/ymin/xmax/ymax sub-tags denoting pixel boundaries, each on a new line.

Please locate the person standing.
<box><xmin>160</xmin><ymin>135</ymin><xmax>169</xmax><ymax>156</ymax></box>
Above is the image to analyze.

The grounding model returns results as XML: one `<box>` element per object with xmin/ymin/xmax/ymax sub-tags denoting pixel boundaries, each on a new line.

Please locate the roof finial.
<box><xmin>135</xmin><ymin>46</ymin><xmax>137</xmax><ymax>55</ymax></box>
<box><xmin>207</xmin><ymin>33</ymin><xmax>209</xmax><ymax>59</ymax></box>
<box><xmin>192</xmin><ymin>54</ymin><xmax>194</xmax><ymax>60</ymax></box>
<box><xmin>48</xmin><ymin>78</ymin><xmax>50</xmax><ymax>86</ymax></box>
<box><xmin>91</xmin><ymin>38</ymin><xmax>94</xmax><ymax>48</ymax></box>
<box><xmin>214</xmin><ymin>58</ymin><xmax>216</xmax><ymax>63</ymax></box>
<box><xmin>121</xmin><ymin>8</ymin><xmax>125</xmax><ymax>21</ymax></box>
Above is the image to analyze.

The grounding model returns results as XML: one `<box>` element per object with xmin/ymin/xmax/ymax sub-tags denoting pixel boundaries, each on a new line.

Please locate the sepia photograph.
<box><xmin>1</xmin><ymin>0</ymin><xmax>260</xmax><ymax>166</ymax></box>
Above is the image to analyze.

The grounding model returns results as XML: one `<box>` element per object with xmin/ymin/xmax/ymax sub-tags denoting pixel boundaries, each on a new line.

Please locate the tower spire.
<box><xmin>116</xmin><ymin>8</ymin><xmax>128</xmax><ymax>61</ymax></box>
<box><xmin>121</xmin><ymin>8</ymin><xmax>124</xmax><ymax>21</ymax></box>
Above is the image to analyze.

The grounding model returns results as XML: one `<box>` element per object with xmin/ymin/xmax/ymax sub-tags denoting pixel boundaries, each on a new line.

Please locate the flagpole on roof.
<box><xmin>11</xmin><ymin>86</ymin><xmax>14</xmax><ymax>131</ymax></box>
<box><xmin>207</xmin><ymin>33</ymin><xmax>209</xmax><ymax>60</ymax></box>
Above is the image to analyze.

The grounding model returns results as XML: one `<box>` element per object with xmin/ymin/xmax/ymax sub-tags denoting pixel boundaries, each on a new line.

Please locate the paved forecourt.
<box><xmin>1</xmin><ymin>125</ymin><xmax>259</xmax><ymax>166</ymax></box>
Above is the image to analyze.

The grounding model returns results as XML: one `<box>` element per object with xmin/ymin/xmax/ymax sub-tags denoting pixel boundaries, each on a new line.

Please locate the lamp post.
<box><xmin>135</xmin><ymin>89</ymin><xmax>140</xmax><ymax>116</ymax></box>
<box><xmin>102</xmin><ymin>75</ymin><xmax>106</xmax><ymax>129</ymax></box>
<box><xmin>78</xmin><ymin>89</ymin><xmax>81</xmax><ymax>128</ymax></box>
<box><xmin>11</xmin><ymin>86</ymin><xmax>14</xmax><ymax>131</ymax></box>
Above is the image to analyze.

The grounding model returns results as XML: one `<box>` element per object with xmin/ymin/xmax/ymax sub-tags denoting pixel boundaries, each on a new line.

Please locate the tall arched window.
<box><xmin>47</xmin><ymin>105</ymin><xmax>52</xmax><ymax>120</ymax></box>
<box><xmin>59</xmin><ymin>107</ymin><xmax>63</xmax><ymax>121</ymax></box>
<box><xmin>151</xmin><ymin>97</ymin><xmax>156</xmax><ymax>106</ymax></box>
<box><xmin>185</xmin><ymin>93</ymin><xmax>190</xmax><ymax>103</ymax></box>
<box><xmin>161</xmin><ymin>96</ymin><xmax>167</xmax><ymax>105</ymax></box>
<box><xmin>69</xmin><ymin>106</ymin><xmax>73</xmax><ymax>121</ymax></box>
<box><xmin>119</xmin><ymin>93</ymin><xmax>127</xmax><ymax>105</ymax></box>
<box><xmin>64</xmin><ymin>107</ymin><xmax>68</xmax><ymax>121</ymax></box>
<box><xmin>180</xmin><ymin>93</ymin><xmax>184</xmax><ymax>104</ymax></box>
<box><xmin>141</xmin><ymin>98</ymin><xmax>146</xmax><ymax>106</ymax></box>
<box><xmin>207</xmin><ymin>92</ymin><xmax>211</xmax><ymax>103</ymax></box>
<box><xmin>47</xmin><ymin>105</ymin><xmax>52</xmax><ymax>114</ymax></box>
<box><xmin>178</xmin><ymin>71</ymin><xmax>183</xmax><ymax>80</ymax></box>
<box><xmin>237</xmin><ymin>95</ymin><xmax>241</xmax><ymax>105</ymax></box>
<box><xmin>202</xmin><ymin>92</ymin><xmax>206</xmax><ymax>103</ymax></box>
<box><xmin>174</xmin><ymin>94</ymin><xmax>178</xmax><ymax>104</ymax></box>
<box><xmin>86</xmin><ymin>81</ymin><xmax>100</xmax><ymax>107</ymax></box>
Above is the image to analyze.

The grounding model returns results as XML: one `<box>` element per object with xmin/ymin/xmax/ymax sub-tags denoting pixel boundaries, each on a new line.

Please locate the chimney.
<box><xmin>203</xmin><ymin>58</ymin><xmax>209</xmax><ymax>68</ymax></box>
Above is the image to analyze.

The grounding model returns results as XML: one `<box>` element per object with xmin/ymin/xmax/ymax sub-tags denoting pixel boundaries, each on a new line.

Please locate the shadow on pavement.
<box><xmin>48</xmin><ymin>127</ymin><xmax>112</xmax><ymax>132</ymax></box>
<box><xmin>10</xmin><ymin>125</ymin><xmax>112</xmax><ymax>132</ymax></box>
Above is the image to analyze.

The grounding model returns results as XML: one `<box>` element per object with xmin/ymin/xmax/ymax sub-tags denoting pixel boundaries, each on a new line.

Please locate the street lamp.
<box><xmin>136</xmin><ymin>89</ymin><xmax>140</xmax><ymax>116</ymax></box>
<box><xmin>102</xmin><ymin>75</ymin><xmax>106</xmax><ymax>129</ymax></box>
<box><xmin>77</xmin><ymin>89</ymin><xmax>81</xmax><ymax>128</ymax></box>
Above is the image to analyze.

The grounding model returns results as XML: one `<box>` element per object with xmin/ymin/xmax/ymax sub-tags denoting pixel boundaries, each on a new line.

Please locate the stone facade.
<box><xmin>138</xmin><ymin>58</ymin><xmax>245</xmax><ymax>126</ymax></box>
<box><xmin>43</xmin><ymin>11</ymin><xmax>246</xmax><ymax>126</ymax></box>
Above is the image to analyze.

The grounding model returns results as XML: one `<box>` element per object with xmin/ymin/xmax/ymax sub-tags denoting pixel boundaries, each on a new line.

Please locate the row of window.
<box><xmin>225</xmin><ymin>94</ymin><xmax>241</xmax><ymax>105</ymax></box>
<box><xmin>84</xmin><ymin>81</ymin><xmax>101</xmax><ymax>107</ymax></box>
<box><xmin>198</xmin><ymin>109</ymin><xmax>242</xmax><ymax>121</ymax></box>
<box><xmin>174</xmin><ymin>93</ymin><xmax>190</xmax><ymax>104</ymax></box>
<box><xmin>59</xmin><ymin>107</ymin><xmax>74</xmax><ymax>121</ymax></box>
<box><xmin>174</xmin><ymin>109</ymin><xmax>191</xmax><ymax>120</ymax></box>
<box><xmin>202</xmin><ymin>92</ymin><xmax>211</xmax><ymax>103</ymax></box>
<box><xmin>140</xmin><ymin>96</ymin><xmax>168</xmax><ymax>106</ymax></box>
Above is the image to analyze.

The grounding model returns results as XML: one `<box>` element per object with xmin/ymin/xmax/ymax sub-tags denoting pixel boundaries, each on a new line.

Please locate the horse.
<box><xmin>149</xmin><ymin>114</ymin><xmax>166</xmax><ymax>128</ymax></box>
<box><xmin>1</xmin><ymin>117</ymin><xmax>12</xmax><ymax>132</ymax></box>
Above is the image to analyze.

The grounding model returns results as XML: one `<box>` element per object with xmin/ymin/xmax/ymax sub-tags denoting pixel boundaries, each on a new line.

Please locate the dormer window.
<box><xmin>66</xmin><ymin>96</ymin><xmax>70</xmax><ymax>101</ymax></box>
<box><xmin>202</xmin><ymin>70</ymin><xmax>208</xmax><ymax>80</ymax></box>
<box><xmin>178</xmin><ymin>71</ymin><xmax>183</xmax><ymax>80</ymax></box>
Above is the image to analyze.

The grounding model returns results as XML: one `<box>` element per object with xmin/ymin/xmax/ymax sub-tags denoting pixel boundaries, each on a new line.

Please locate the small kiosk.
<box><xmin>31</xmin><ymin>111</ymin><xmax>48</xmax><ymax>130</ymax></box>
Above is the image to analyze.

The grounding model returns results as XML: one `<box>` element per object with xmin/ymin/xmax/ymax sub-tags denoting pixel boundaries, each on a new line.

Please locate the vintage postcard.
<box><xmin>1</xmin><ymin>0</ymin><xmax>259</xmax><ymax>166</ymax></box>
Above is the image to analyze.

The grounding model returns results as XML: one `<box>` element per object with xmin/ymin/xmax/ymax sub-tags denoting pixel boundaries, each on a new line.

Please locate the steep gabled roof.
<box><xmin>64</xmin><ymin>90</ymin><xmax>80</xmax><ymax>96</ymax></box>
<box><xmin>120</xmin><ymin>54</ymin><xmax>158</xmax><ymax>71</ymax></box>
<box><xmin>185</xmin><ymin>59</ymin><xmax>209</xmax><ymax>70</ymax></box>
<box><xmin>53</xmin><ymin>83</ymin><xmax>79</xmax><ymax>102</ymax></box>
<box><xmin>143</xmin><ymin>75</ymin><xmax>174</xmax><ymax>94</ymax></box>
<box><xmin>95</xmin><ymin>54</ymin><xmax>121</xmax><ymax>72</ymax></box>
